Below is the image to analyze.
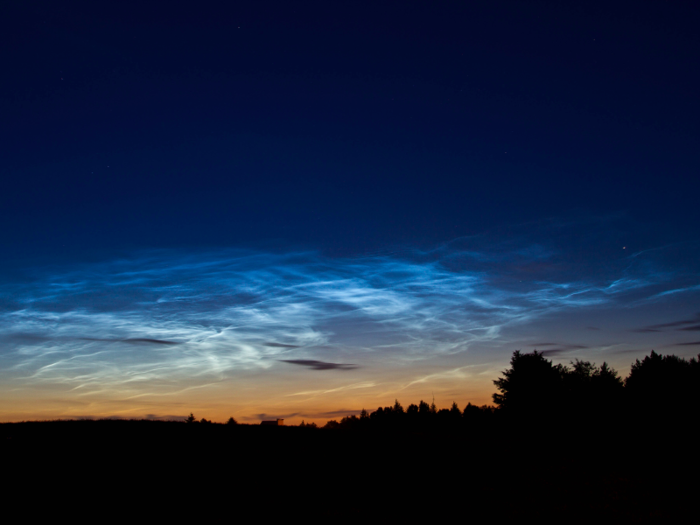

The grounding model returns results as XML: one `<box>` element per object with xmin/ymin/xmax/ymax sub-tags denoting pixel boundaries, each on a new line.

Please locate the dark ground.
<box><xmin>2</xmin><ymin>419</ymin><xmax>694</xmax><ymax>522</ymax></box>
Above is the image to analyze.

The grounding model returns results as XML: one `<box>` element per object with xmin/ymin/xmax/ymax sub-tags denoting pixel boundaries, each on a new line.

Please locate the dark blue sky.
<box><xmin>2</xmin><ymin>0</ymin><xmax>698</xmax><ymax>260</ymax></box>
<box><xmin>1</xmin><ymin>1</ymin><xmax>699</xmax><ymax>421</ymax></box>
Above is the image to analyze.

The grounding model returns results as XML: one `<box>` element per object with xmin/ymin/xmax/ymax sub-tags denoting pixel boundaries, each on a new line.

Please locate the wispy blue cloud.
<box><xmin>0</xmin><ymin>221</ymin><xmax>697</xmax><ymax>414</ymax></box>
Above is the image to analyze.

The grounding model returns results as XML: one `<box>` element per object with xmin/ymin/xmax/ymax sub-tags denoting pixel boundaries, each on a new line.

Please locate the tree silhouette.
<box><xmin>493</xmin><ymin>350</ymin><xmax>565</xmax><ymax>415</ymax></box>
<box><xmin>226</xmin><ymin>417</ymin><xmax>238</xmax><ymax>425</ymax></box>
<box><xmin>418</xmin><ymin>400</ymin><xmax>430</xmax><ymax>415</ymax></box>
<box><xmin>185</xmin><ymin>413</ymin><xmax>196</xmax><ymax>424</ymax></box>
<box><xmin>561</xmin><ymin>359</ymin><xmax>623</xmax><ymax>418</ymax></box>
<box><xmin>339</xmin><ymin>415</ymin><xmax>360</xmax><ymax>429</ymax></box>
<box><xmin>463</xmin><ymin>402</ymin><xmax>480</xmax><ymax>419</ymax></box>
<box><xmin>625</xmin><ymin>350</ymin><xmax>700</xmax><ymax>416</ymax></box>
<box><xmin>589</xmin><ymin>361</ymin><xmax>624</xmax><ymax>408</ymax></box>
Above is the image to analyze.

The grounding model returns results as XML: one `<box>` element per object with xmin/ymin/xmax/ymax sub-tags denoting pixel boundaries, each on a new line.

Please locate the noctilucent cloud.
<box><xmin>1</xmin><ymin>218</ymin><xmax>698</xmax><ymax>422</ymax></box>
<box><xmin>1</xmin><ymin>2</ymin><xmax>699</xmax><ymax>422</ymax></box>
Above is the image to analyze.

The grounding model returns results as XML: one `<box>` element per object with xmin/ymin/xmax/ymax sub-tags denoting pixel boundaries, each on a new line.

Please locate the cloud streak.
<box><xmin>279</xmin><ymin>359</ymin><xmax>359</xmax><ymax>371</ymax></box>
<box><xmin>80</xmin><ymin>337</ymin><xmax>181</xmax><ymax>345</ymax></box>
<box><xmin>633</xmin><ymin>313</ymin><xmax>700</xmax><ymax>333</ymax></box>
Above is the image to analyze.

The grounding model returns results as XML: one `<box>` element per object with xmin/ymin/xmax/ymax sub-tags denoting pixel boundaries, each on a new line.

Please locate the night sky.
<box><xmin>1</xmin><ymin>1</ymin><xmax>699</xmax><ymax>423</ymax></box>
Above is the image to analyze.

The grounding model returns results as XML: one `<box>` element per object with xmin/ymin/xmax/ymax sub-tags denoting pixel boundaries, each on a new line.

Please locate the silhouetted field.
<box><xmin>3</xmin><ymin>350</ymin><xmax>698</xmax><ymax>521</ymax></box>
<box><xmin>1</xmin><ymin>417</ymin><xmax>694</xmax><ymax>521</ymax></box>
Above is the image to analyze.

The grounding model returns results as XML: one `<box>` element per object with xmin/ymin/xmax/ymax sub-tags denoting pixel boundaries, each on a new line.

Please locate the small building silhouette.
<box><xmin>260</xmin><ymin>419</ymin><xmax>284</xmax><ymax>426</ymax></box>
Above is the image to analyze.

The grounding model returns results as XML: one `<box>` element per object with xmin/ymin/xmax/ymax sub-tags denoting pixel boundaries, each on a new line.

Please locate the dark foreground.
<box><xmin>2</xmin><ymin>418</ymin><xmax>694</xmax><ymax>522</ymax></box>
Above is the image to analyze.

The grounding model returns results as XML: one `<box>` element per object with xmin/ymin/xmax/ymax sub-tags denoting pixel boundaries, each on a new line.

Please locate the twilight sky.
<box><xmin>1</xmin><ymin>1</ymin><xmax>699</xmax><ymax>423</ymax></box>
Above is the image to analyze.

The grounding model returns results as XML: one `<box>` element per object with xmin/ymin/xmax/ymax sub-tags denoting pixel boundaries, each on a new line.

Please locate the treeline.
<box><xmin>320</xmin><ymin>399</ymin><xmax>494</xmax><ymax>430</ymax></box>
<box><xmin>319</xmin><ymin>350</ymin><xmax>700</xmax><ymax>430</ymax></box>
